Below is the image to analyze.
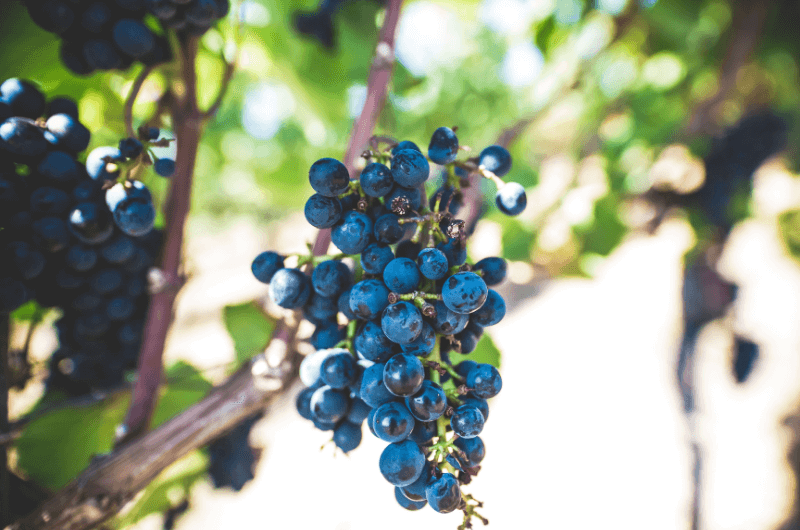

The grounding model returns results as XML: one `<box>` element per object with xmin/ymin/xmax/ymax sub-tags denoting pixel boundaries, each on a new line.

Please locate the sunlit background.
<box><xmin>5</xmin><ymin>0</ymin><xmax>800</xmax><ymax>528</ymax></box>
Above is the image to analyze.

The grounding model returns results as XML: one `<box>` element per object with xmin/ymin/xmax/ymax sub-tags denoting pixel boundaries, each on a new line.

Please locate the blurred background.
<box><xmin>4</xmin><ymin>0</ymin><xmax>800</xmax><ymax>529</ymax></box>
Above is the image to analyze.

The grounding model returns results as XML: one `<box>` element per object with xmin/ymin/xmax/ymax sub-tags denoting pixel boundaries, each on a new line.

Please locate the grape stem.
<box><xmin>124</xmin><ymin>65</ymin><xmax>154</xmax><ymax>139</ymax></box>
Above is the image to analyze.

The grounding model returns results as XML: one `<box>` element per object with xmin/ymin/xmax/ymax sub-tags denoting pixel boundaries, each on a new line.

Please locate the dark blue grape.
<box><xmin>360</xmin><ymin>162</ymin><xmax>394</xmax><ymax>198</ymax></box>
<box><xmin>0</xmin><ymin>118</ymin><xmax>48</xmax><ymax>158</ymax></box>
<box><xmin>400</xmin><ymin>460</ymin><xmax>432</xmax><ymax>500</ymax></box>
<box><xmin>381</xmin><ymin>302</ymin><xmax>423</xmax><ymax>345</ymax></box>
<box><xmin>320</xmin><ymin>350</ymin><xmax>356</xmax><ymax>389</ymax></box>
<box><xmin>436</xmin><ymin>237</ymin><xmax>467</xmax><ymax>267</ymax></box>
<box><xmin>452</xmin><ymin>323</ymin><xmax>482</xmax><ymax>354</ymax></box>
<box><xmin>471</xmin><ymin>289</ymin><xmax>505</xmax><ymax>327</ymax></box>
<box><xmin>395</xmin><ymin>487</ymin><xmax>426</xmax><ymax>510</ymax></box>
<box><xmin>466</xmin><ymin>363</ymin><xmax>502</xmax><ymax>399</ymax></box>
<box><xmin>83</xmin><ymin>39</ymin><xmax>123</xmax><ymax>70</ymax></box>
<box><xmin>105</xmin><ymin>181</ymin><xmax>155</xmax><ymax>237</ymax></box>
<box><xmin>30</xmin><ymin>187</ymin><xmax>69</xmax><ymax>217</ymax></box>
<box><xmin>382</xmin><ymin>258</ymin><xmax>420</xmax><ymax>294</ymax></box>
<box><xmin>154</xmin><ymin>158</ymin><xmax>175</xmax><ymax>177</ymax></box>
<box><xmin>112</xmin><ymin>19</ymin><xmax>156</xmax><ymax>57</ymax></box>
<box><xmin>391</xmin><ymin>149</ymin><xmax>430</xmax><ymax>188</ymax></box>
<box><xmin>383</xmin><ymin>353</ymin><xmax>424</xmax><ymax>396</ymax></box>
<box><xmin>374</xmin><ymin>213</ymin><xmax>405</xmax><ymax>245</ymax></box>
<box><xmin>408</xmin><ymin>420</ymin><xmax>436</xmax><ymax>445</ymax></box>
<box><xmin>32</xmin><ymin>217</ymin><xmax>69</xmax><ymax>252</ymax></box>
<box><xmin>461</xmin><ymin>396</ymin><xmax>489</xmax><ymax>422</ymax></box>
<box><xmin>417</xmin><ymin>248</ymin><xmax>449</xmax><ymax>280</ymax></box>
<box><xmin>251</xmin><ymin>251</ymin><xmax>284</xmax><ymax>284</ymax></box>
<box><xmin>345</xmin><ymin>398</ymin><xmax>371</xmax><ymax>424</ymax></box>
<box><xmin>425</xmin><ymin>473</ymin><xmax>460</xmax><ymax>513</ymax></box>
<box><xmin>6</xmin><ymin>242</ymin><xmax>45</xmax><ymax>280</ymax></box>
<box><xmin>372</xmin><ymin>401</ymin><xmax>415</xmax><ymax>442</ymax></box>
<box><xmin>455</xmin><ymin>360</ymin><xmax>478</xmax><ymax>378</ymax></box>
<box><xmin>348</xmin><ymin>279</ymin><xmax>389</xmax><ymax>320</ymax></box>
<box><xmin>86</xmin><ymin>147</ymin><xmax>122</xmax><ymax>182</ymax></box>
<box><xmin>91</xmin><ymin>268</ymin><xmax>123</xmax><ymax>295</ymax></box>
<box><xmin>331</xmin><ymin>211</ymin><xmax>373</xmax><ymax>254</ymax></box>
<box><xmin>311</xmin><ymin>259</ymin><xmax>350</xmax><ymax>297</ymax></box>
<box><xmin>379</xmin><ymin>439</ymin><xmax>425</xmax><ymax>487</ymax></box>
<box><xmin>359</xmin><ymin>362</ymin><xmax>396</xmax><ymax>408</ymax></box>
<box><xmin>442</xmin><ymin>272</ymin><xmax>488</xmax><ymax>314</ymax></box>
<box><xmin>309</xmin><ymin>158</ymin><xmax>350</xmax><ymax>197</ymax></box>
<box><xmin>405</xmin><ymin>380</ymin><xmax>446</xmax><ymax>422</ymax></box>
<box><xmin>496</xmin><ymin>182</ymin><xmax>527</xmax><ymax>216</ymax></box>
<box><xmin>296</xmin><ymin>386</ymin><xmax>317</xmax><ymax>420</ymax></box>
<box><xmin>391</xmin><ymin>140</ymin><xmax>421</xmax><ymax>155</ymax></box>
<box><xmin>401</xmin><ymin>322</ymin><xmax>435</xmax><ymax>356</ymax></box>
<box><xmin>304</xmin><ymin>193</ymin><xmax>342</xmax><ymax>229</ymax></box>
<box><xmin>354</xmin><ymin>320</ymin><xmax>396</xmax><ymax>363</ymax></box>
<box><xmin>360</xmin><ymin>243</ymin><xmax>394</xmax><ymax>275</ymax></box>
<box><xmin>81</xmin><ymin>2</ymin><xmax>113</xmax><ymax>32</ymax></box>
<box><xmin>430</xmin><ymin>300</ymin><xmax>469</xmax><ymax>335</ymax></box>
<box><xmin>333</xmin><ymin>421</ymin><xmax>362</xmax><ymax>453</ymax></box>
<box><xmin>68</xmin><ymin>202</ymin><xmax>114</xmax><ymax>245</ymax></box>
<box><xmin>268</xmin><ymin>268</ymin><xmax>310</xmax><ymax>309</ymax></box>
<box><xmin>473</xmin><ymin>256</ymin><xmax>507</xmax><ymax>286</ymax></box>
<box><xmin>480</xmin><ymin>145</ymin><xmax>512</xmax><ymax>176</ymax></box>
<box><xmin>428</xmin><ymin>127</ymin><xmax>459</xmax><ymax>165</ymax></box>
<box><xmin>44</xmin><ymin>114</ymin><xmax>90</xmax><ymax>153</ymax></box>
<box><xmin>107</xmin><ymin>296</ymin><xmax>135</xmax><ymax>321</ymax></box>
<box><xmin>310</xmin><ymin>385</ymin><xmax>350</xmax><ymax>423</ymax></box>
<box><xmin>100</xmin><ymin>235</ymin><xmax>136</xmax><ymax>264</ymax></box>
<box><xmin>310</xmin><ymin>322</ymin><xmax>345</xmax><ymax>350</ymax></box>
<box><xmin>454</xmin><ymin>436</ymin><xmax>485</xmax><ymax>467</ymax></box>
<box><xmin>38</xmin><ymin>151</ymin><xmax>80</xmax><ymax>186</ymax></box>
<box><xmin>46</xmin><ymin>97</ymin><xmax>78</xmax><ymax>119</ymax></box>
<box><xmin>299</xmin><ymin>348</ymin><xmax>339</xmax><ymax>387</ymax></box>
<box><xmin>733</xmin><ymin>337</ymin><xmax>758</xmax><ymax>383</ymax></box>
<box><xmin>66</xmin><ymin>245</ymin><xmax>98</xmax><ymax>272</ymax></box>
<box><xmin>0</xmin><ymin>79</ymin><xmax>45</xmax><ymax>118</ymax></box>
<box><xmin>450</xmin><ymin>403</ymin><xmax>484</xmax><ymax>438</ymax></box>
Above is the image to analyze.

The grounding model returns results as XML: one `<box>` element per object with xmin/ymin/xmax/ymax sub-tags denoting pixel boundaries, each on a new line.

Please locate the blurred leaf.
<box><xmin>111</xmin><ymin>450</ymin><xmax>208</xmax><ymax>529</ymax></box>
<box><xmin>10</xmin><ymin>300</ymin><xmax>45</xmax><ymax>323</ymax></box>
<box><xmin>575</xmin><ymin>194</ymin><xmax>626</xmax><ymax>256</ymax></box>
<box><xmin>500</xmin><ymin>218</ymin><xmax>535</xmax><ymax>262</ymax></box>
<box><xmin>778</xmin><ymin>209</ymin><xmax>800</xmax><ymax>264</ymax></box>
<box><xmin>15</xmin><ymin>392</ymin><xmax>130</xmax><ymax>490</ymax></box>
<box><xmin>450</xmin><ymin>333</ymin><xmax>502</xmax><ymax>369</ymax></box>
<box><xmin>223</xmin><ymin>302</ymin><xmax>276</xmax><ymax>365</ymax></box>
<box><xmin>152</xmin><ymin>362</ymin><xmax>214</xmax><ymax>428</ymax></box>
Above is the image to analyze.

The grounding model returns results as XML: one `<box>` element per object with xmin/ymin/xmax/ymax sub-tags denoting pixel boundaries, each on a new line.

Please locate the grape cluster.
<box><xmin>0</xmin><ymin>78</ymin><xmax>164</xmax><ymax>395</ymax></box>
<box><xmin>294</xmin><ymin>0</ymin><xmax>382</xmax><ymax>50</ymax></box>
<box><xmin>207</xmin><ymin>412</ymin><xmax>263</xmax><ymax>491</ymax></box>
<box><xmin>146</xmin><ymin>0</ymin><xmax>230</xmax><ymax>36</ymax></box>
<box><xmin>252</xmin><ymin>128</ymin><xmax>525</xmax><ymax>526</ymax></box>
<box><xmin>23</xmin><ymin>0</ymin><xmax>172</xmax><ymax>76</ymax></box>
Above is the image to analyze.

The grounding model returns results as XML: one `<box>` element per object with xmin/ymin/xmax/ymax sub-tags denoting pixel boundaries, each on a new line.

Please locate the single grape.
<box><xmin>436</xmin><ymin>236</ymin><xmax>467</xmax><ymax>267</ymax></box>
<box><xmin>372</xmin><ymin>401</ymin><xmax>415</xmax><ymax>443</ymax></box>
<box><xmin>331</xmin><ymin>211</ymin><xmax>373</xmax><ymax>254</ymax></box>
<box><xmin>154</xmin><ymin>158</ymin><xmax>176</xmax><ymax>177</ymax></box>
<box><xmin>44</xmin><ymin>114</ymin><xmax>90</xmax><ymax>153</ymax></box>
<box><xmin>251</xmin><ymin>251</ymin><xmax>285</xmax><ymax>284</ymax></box>
<box><xmin>310</xmin><ymin>385</ymin><xmax>350</xmax><ymax>424</ymax></box>
<box><xmin>0</xmin><ymin>78</ymin><xmax>45</xmax><ymax>118</ymax></box>
<box><xmin>304</xmin><ymin>291</ymin><xmax>338</xmax><ymax>324</ymax></box>
<box><xmin>86</xmin><ymin>146</ymin><xmax>123</xmax><ymax>182</ymax></box>
<box><xmin>333</xmin><ymin>421</ymin><xmax>363</xmax><ymax>453</ymax></box>
<box><xmin>112</xmin><ymin>19</ymin><xmax>156</xmax><ymax>57</ymax></box>
<box><xmin>378</xmin><ymin>439</ymin><xmax>426</xmax><ymax>487</ymax></box>
<box><xmin>405</xmin><ymin>380</ymin><xmax>446</xmax><ymax>422</ymax></box>
<box><xmin>360</xmin><ymin>243</ymin><xmax>394</xmax><ymax>275</ymax></box>
<box><xmin>466</xmin><ymin>363</ymin><xmax>503</xmax><ymax>399</ymax></box>
<box><xmin>399</xmin><ymin>461</ymin><xmax>432</xmax><ymax>501</ymax></box>
<box><xmin>408</xmin><ymin>420</ymin><xmax>436</xmax><ymax>445</ymax></box>
<box><xmin>382</xmin><ymin>258</ymin><xmax>420</xmax><ymax>294</ymax></box>
<box><xmin>31</xmin><ymin>217</ymin><xmax>69</xmax><ymax>253</ymax></box>
<box><xmin>46</xmin><ymin>97</ymin><xmax>79</xmax><ymax>119</ymax></box>
<box><xmin>345</xmin><ymin>398</ymin><xmax>371</xmax><ymax>424</ymax></box>
<box><xmin>425</xmin><ymin>473</ymin><xmax>460</xmax><ymax>513</ymax></box>
<box><xmin>391</xmin><ymin>140</ymin><xmax>421</xmax><ymax>154</ymax></box>
<box><xmin>427</xmin><ymin>126</ymin><xmax>458</xmax><ymax>165</ymax></box>
<box><xmin>471</xmin><ymin>289</ymin><xmax>506</xmax><ymax>327</ymax></box>
<box><xmin>311</xmin><ymin>259</ymin><xmax>351</xmax><ymax>298</ymax></box>
<box><xmin>400</xmin><ymin>322</ymin><xmax>435</xmax><ymax>356</ymax></box>
<box><xmin>391</xmin><ymin>149</ymin><xmax>430</xmax><ymax>188</ymax></box>
<box><xmin>383</xmin><ymin>353</ymin><xmax>424</xmax><ymax>396</ymax></box>
<box><xmin>310</xmin><ymin>322</ymin><xmax>345</xmax><ymax>350</ymax></box>
<box><xmin>309</xmin><ymin>158</ymin><xmax>350</xmax><ymax>197</ymax></box>
<box><xmin>100</xmin><ymin>235</ymin><xmax>136</xmax><ymax>264</ymax></box>
<box><xmin>473</xmin><ymin>256</ymin><xmax>507</xmax><ymax>286</ymax></box>
<box><xmin>299</xmin><ymin>349</ymin><xmax>339</xmax><ymax>387</ymax></box>
<box><xmin>304</xmin><ymin>193</ymin><xmax>342</xmax><ymax>229</ymax></box>
<box><xmin>381</xmin><ymin>302</ymin><xmax>423</xmax><ymax>345</ymax></box>
<box><xmin>417</xmin><ymin>248</ymin><xmax>449</xmax><ymax>280</ymax></box>
<box><xmin>6</xmin><ymin>242</ymin><xmax>45</xmax><ymax>280</ymax></box>
<box><xmin>0</xmin><ymin>117</ymin><xmax>49</xmax><ymax>158</ymax></box>
<box><xmin>385</xmin><ymin>185</ymin><xmax>422</xmax><ymax>213</ymax></box>
<box><xmin>320</xmin><ymin>350</ymin><xmax>357</xmax><ymax>389</ymax></box>
<box><xmin>450</xmin><ymin>403</ymin><xmax>485</xmax><ymax>438</ymax></box>
<box><xmin>374</xmin><ymin>213</ymin><xmax>405</xmax><ymax>245</ymax></box>
<box><xmin>268</xmin><ymin>268</ymin><xmax>311</xmax><ymax>309</ymax></box>
<box><xmin>354</xmin><ymin>320</ymin><xmax>397</xmax><ymax>363</ymax></box>
<box><xmin>451</xmin><ymin>324</ymin><xmax>482</xmax><ymax>354</ymax></box>
<box><xmin>337</xmin><ymin>287</ymin><xmax>357</xmax><ymax>320</ymax></box>
<box><xmin>359</xmin><ymin>362</ymin><xmax>396</xmax><ymax>408</ymax></box>
<box><xmin>395</xmin><ymin>487</ymin><xmax>427</xmax><ymax>510</ymax></box>
<box><xmin>496</xmin><ymin>182</ymin><xmax>527</xmax><ymax>216</ymax></box>
<box><xmin>479</xmin><ymin>145</ymin><xmax>512</xmax><ymax>177</ymax></box>
<box><xmin>442</xmin><ymin>272</ymin><xmax>488</xmax><ymax>314</ymax></box>
<box><xmin>118</xmin><ymin>137</ymin><xmax>143</xmax><ymax>159</ymax></box>
<box><xmin>348</xmin><ymin>279</ymin><xmax>389</xmax><ymax>320</ymax></box>
<box><xmin>454</xmin><ymin>435</ymin><xmax>485</xmax><ymax>466</ymax></box>
<box><xmin>360</xmin><ymin>162</ymin><xmax>394</xmax><ymax>197</ymax></box>
<box><xmin>430</xmin><ymin>300</ymin><xmax>469</xmax><ymax>335</ymax></box>
<box><xmin>30</xmin><ymin>186</ymin><xmax>69</xmax><ymax>217</ymax></box>
<box><xmin>37</xmin><ymin>151</ymin><xmax>80</xmax><ymax>186</ymax></box>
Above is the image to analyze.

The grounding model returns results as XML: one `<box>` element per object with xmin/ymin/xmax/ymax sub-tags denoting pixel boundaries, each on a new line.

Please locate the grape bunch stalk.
<box><xmin>251</xmin><ymin>127</ymin><xmax>525</xmax><ymax>528</ymax></box>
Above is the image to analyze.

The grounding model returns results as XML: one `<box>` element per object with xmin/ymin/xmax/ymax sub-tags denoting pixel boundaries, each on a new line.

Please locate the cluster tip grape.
<box><xmin>252</xmin><ymin>127</ymin><xmax>525</xmax><ymax>527</ymax></box>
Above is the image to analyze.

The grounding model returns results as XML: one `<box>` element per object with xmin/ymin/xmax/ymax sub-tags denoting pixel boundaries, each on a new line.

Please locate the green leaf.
<box><xmin>450</xmin><ymin>333</ymin><xmax>502</xmax><ymax>369</ymax></box>
<box><xmin>111</xmin><ymin>450</ymin><xmax>208</xmax><ymax>529</ymax></box>
<box><xmin>10</xmin><ymin>300</ymin><xmax>45</xmax><ymax>323</ymax></box>
<box><xmin>223</xmin><ymin>302</ymin><xmax>276</xmax><ymax>365</ymax></box>
<box><xmin>151</xmin><ymin>362</ymin><xmax>214</xmax><ymax>428</ymax></box>
<box><xmin>15</xmin><ymin>392</ymin><xmax>131</xmax><ymax>490</ymax></box>
<box><xmin>500</xmin><ymin>218</ymin><xmax>535</xmax><ymax>262</ymax></box>
<box><xmin>575</xmin><ymin>194</ymin><xmax>626</xmax><ymax>256</ymax></box>
<box><xmin>778</xmin><ymin>209</ymin><xmax>800</xmax><ymax>264</ymax></box>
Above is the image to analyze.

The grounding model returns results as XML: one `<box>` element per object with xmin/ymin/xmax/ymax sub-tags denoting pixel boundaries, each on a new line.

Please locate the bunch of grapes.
<box><xmin>0</xmin><ymin>77</ymin><xmax>166</xmax><ymax>394</ymax></box>
<box><xmin>251</xmin><ymin>127</ymin><xmax>525</xmax><ymax>527</ymax></box>
<box><xmin>294</xmin><ymin>0</ymin><xmax>383</xmax><ymax>50</ymax></box>
<box><xmin>23</xmin><ymin>0</ymin><xmax>172</xmax><ymax>76</ymax></box>
<box><xmin>146</xmin><ymin>0</ymin><xmax>231</xmax><ymax>36</ymax></box>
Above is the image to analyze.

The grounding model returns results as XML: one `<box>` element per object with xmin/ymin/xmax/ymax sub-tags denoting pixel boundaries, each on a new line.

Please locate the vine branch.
<box><xmin>123</xmin><ymin>65</ymin><xmax>153</xmax><ymax>139</ymax></box>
